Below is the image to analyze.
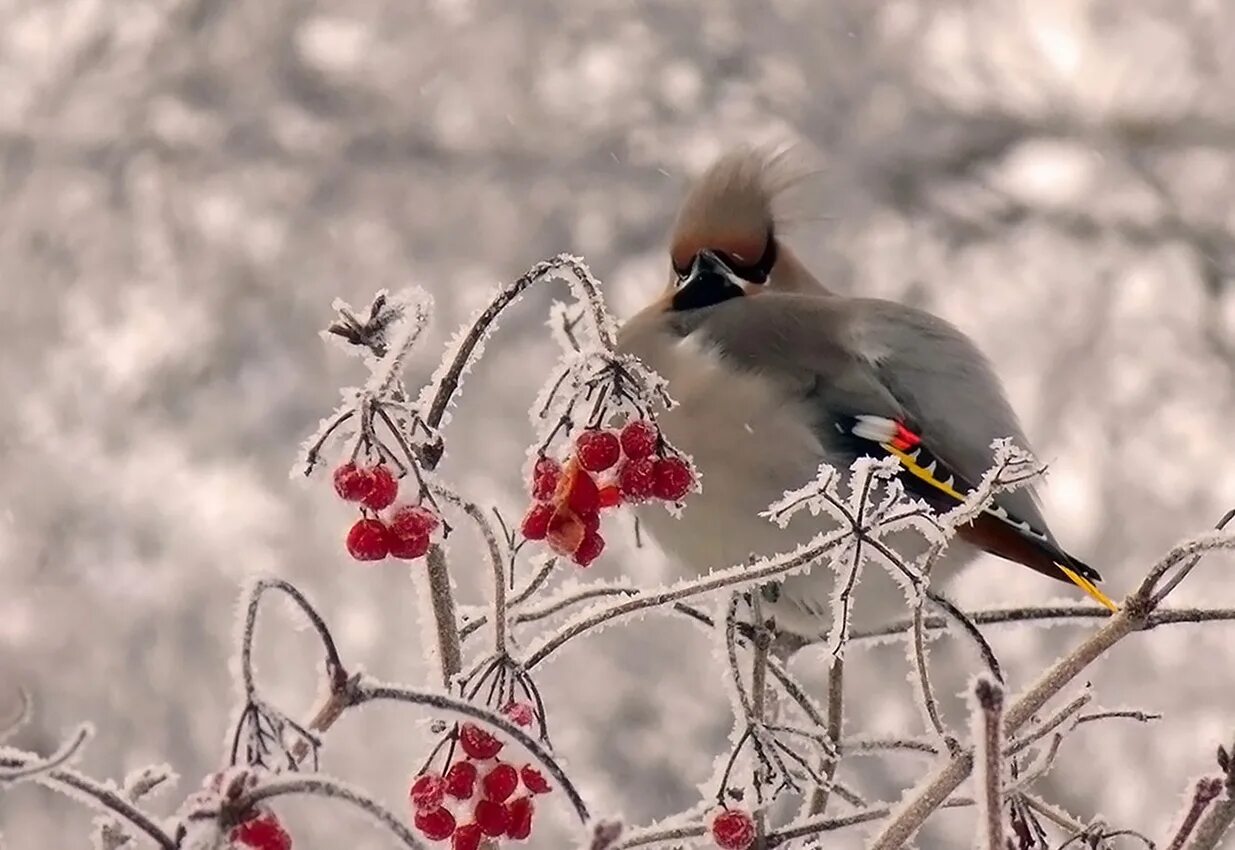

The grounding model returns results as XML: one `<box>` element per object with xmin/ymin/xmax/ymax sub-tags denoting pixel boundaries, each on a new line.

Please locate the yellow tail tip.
<box><xmin>1058</xmin><ymin>564</ymin><xmax>1119</xmax><ymax>612</ymax></box>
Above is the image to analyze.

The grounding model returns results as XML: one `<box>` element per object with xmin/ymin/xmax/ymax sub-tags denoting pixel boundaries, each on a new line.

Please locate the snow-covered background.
<box><xmin>3</xmin><ymin>0</ymin><xmax>1235</xmax><ymax>846</ymax></box>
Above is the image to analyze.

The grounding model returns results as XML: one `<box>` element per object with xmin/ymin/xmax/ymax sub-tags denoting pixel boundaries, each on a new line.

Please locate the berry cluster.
<box><xmin>410</xmin><ymin>719</ymin><xmax>551</xmax><ymax>848</ymax></box>
<box><xmin>229</xmin><ymin>810</ymin><xmax>292</xmax><ymax>850</ymax></box>
<box><xmin>333</xmin><ymin>461</ymin><xmax>442</xmax><ymax>563</ymax></box>
<box><xmin>710</xmin><ymin>808</ymin><xmax>756</xmax><ymax>850</ymax></box>
<box><xmin>521</xmin><ymin>419</ymin><xmax>695</xmax><ymax>566</ymax></box>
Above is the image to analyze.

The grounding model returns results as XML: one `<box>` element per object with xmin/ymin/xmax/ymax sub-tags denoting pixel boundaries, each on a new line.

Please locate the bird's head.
<box><xmin>662</xmin><ymin>145</ymin><xmax>822</xmax><ymax>314</ymax></box>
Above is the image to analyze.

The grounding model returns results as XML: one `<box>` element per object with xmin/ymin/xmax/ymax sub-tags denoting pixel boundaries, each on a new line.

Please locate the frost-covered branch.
<box><xmin>0</xmin><ymin>724</ymin><xmax>90</xmax><ymax>782</ymax></box>
<box><xmin>972</xmin><ymin>678</ymin><xmax>1005</xmax><ymax>850</ymax></box>
<box><xmin>244</xmin><ymin>774</ymin><xmax>426</xmax><ymax>850</ymax></box>
<box><xmin>868</xmin><ymin>527</ymin><xmax>1235</xmax><ymax>849</ymax></box>
<box><xmin>1182</xmin><ymin>737</ymin><xmax>1235</xmax><ymax>850</ymax></box>
<box><xmin>419</xmin><ymin>254</ymin><xmax>619</xmax><ymax>467</ymax></box>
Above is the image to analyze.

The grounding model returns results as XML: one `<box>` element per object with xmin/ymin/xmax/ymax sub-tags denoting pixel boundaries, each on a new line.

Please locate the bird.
<box><xmin>617</xmin><ymin>147</ymin><xmax>1116</xmax><ymax>639</ymax></box>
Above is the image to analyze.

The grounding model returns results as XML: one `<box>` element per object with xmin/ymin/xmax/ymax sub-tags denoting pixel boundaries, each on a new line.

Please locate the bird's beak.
<box><xmin>670</xmin><ymin>250</ymin><xmax>761</xmax><ymax>312</ymax></box>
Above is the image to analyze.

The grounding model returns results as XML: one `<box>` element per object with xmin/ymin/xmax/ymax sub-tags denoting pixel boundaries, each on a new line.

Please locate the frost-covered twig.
<box><xmin>806</xmin><ymin>657</ymin><xmax>844</xmax><ymax>816</ymax></box>
<box><xmin>0</xmin><ymin>756</ymin><xmax>175</xmax><ymax>849</ymax></box>
<box><xmin>0</xmin><ymin>724</ymin><xmax>90</xmax><ymax>782</ymax></box>
<box><xmin>1005</xmin><ymin>691</ymin><xmax>1090</xmax><ymax>756</ymax></box>
<box><xmin>244</xmin><ymin>774</ymin><xmax>425</xmax><ymax>849</ymax></box>
<box><xmin>1151</xmin><ymin>507</ymin><xmax>1235</xmax><ymax>604</ymax></box>
<box><xmin>524</xmin><ymin>526</ymin><xmax>851</xmax><ymax>668</ymax></box>
<box><xmin>419</xmin><ymin>254</ymin><xmax>618</xmax><ymax>467</ymax></box>
<box><xmin>0</xmin><ymin>690</ymin><xmax>30</xmax><ymax>744</ymax></box>
<box><xmin>973</xmin><ymin>678</ymin><xmax>1005</xmax><ymax>850</ymax></box>
<box><xmin>426</xmin><ymin>483</ymin><xmax>504</xmax><ymax>655</ymax></box>
<box><xmin>352</xmin><ymin>679</ymin><xmax>589</xmax><ymax>823</ymax></box>
<box><xmin>1166</xmin><ymin>776</ymin><xmax>1224</xmax><ymax>850</ymax></box>
<box><xmin>1183</xmin><ymin>738</ymin><xmax>1235</xmax><ymax>850</ymax></box>
<box><xmin>424</xmin><ymin>545</ymin><xmax>463</xmax><ymax>687</ymax></box>
<box><xmin>868</xmin><ymin>527</ymin><xmax>1235</xmax><ymax>849</ymax></box>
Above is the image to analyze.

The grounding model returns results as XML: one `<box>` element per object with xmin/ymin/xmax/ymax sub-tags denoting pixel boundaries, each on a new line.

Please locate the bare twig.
<box><xmin>973</xmin><ymin>678</ymin><xmax>1006</xmax><ymax>850</ymax></box>
<box><xmin>0</xmin><ymin>757</ymin><xmax>175</xmax><ymax>849</ymax></box>
<box><xmin>807</xmin><ymin>657</ymin><xmax>844</xmax><ymax>816</ymax></box>
<box><xmin>0</xmin><ymin>725</ymin><xmax>90</xmax><ymax>782</ymax></box>
<box><xmin>423</xmin><ymin>544</ymin><xmax>463</xmax><ymax>687</ymax></box>
<box><xmin>1167</xmin><ymin>776</ymin><xmax>1223</xmax><ymax>850</ymax></box>
<box><xmin>1183</xmin><ymin>737</ymin><xmax>1235</xmax><ymax>850</ymax></box>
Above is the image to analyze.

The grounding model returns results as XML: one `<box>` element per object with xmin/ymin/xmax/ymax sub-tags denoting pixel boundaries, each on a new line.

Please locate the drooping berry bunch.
<box><xmin>332</xmin><ymin>461</ymin><xmax>443</xmax><ymax>563</ymax></box>
<box><xmin>409</xmin><ymin>721</ymin><xmax>552</xmax><ymax>849</ymax></box>
<box><xmin>520</xmin><ymin>419</ymin><xmax>695</xmax><ymax>566</ymax></box>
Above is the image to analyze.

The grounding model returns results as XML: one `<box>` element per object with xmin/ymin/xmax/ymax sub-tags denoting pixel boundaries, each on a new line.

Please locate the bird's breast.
<box><xmin>623</xmin><ymin>326</ymin><xmax>826</xmax><ymax>575</ymax></box>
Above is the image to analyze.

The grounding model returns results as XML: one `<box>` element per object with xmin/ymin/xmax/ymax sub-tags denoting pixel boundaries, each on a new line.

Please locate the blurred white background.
<box><xmin>3</xmin><ymin>0</ymin><xmax>1235</xmax><ymax>846</ymax></box>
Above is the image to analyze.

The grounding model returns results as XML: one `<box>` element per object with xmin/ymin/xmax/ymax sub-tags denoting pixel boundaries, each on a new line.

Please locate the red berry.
<box><xmin>530</xmin><ymin>456</ymin><xmax>561</xmax><ymax>501</ymax></box>
<box><xmin>598</xmin><ymin>484</ymin><xmax>621</xmax><ymax>508</ymax></box>
<box><xmin>503</xmin><ymin>702</ymin><xmax>535</xmax><ymax>727</ymax></box>
<box><xmin>618</xmin><ymin>457</ymin><xmax>657</xmax><ymax>502</ymax></box>
<box><xmin>389</xmin><ymin>532</ymin><xmax>430</xmax><ymax>560</ymax></box>
<box><xmin>414</xmin><ymin>807</ymin><xmax>457</xmax><ymax>841</ymax></box>
<box><xmin>520</xmin><ymin>765</ymin><xmax>551</xmax><ymax>795</ymax></box>
<box><xmin>333</xmin><ymin>462</ymin><xmax>374</xmax><ymax>502</ymax></box>
<box><xmin>652</xmin><ymin>456</ymin><xmax>694</xmax><ymax>502</ymax></box>
<box><xmin>573</xmin><ymin>530</ymin><xmax>605</xmax><ymax>567</ymax></box>
<box><xmin>620</xmin><ymin>419</ymin><xmax>659</xmax><ymax>460</ymax></box>
<box><xmin>346</xmin><ymin>518</ymin><xmax>390</xmax><ymax>561</ymax></box>
<box><xmin>575</xmin><ymin>429</ymin><xmax>621</xmax><ymax>472</ymax></box>
<box><xmin>390</xmin><ymin>505</ymin><xmax>440</xmax><ymax>540</ymax></box>
<box><xmin>473</xmin><ymin>798</ymin><xmax>509</xmax><ymax>837</ymax></box>
<box><xmin>362</xmin><ymin>465</ymin><xmax>399</xmax><ymax>510</ymax></box>
<box><xmin>711</xmin><ymin>809</ymin><xmax>756</xmax><ymax>850</ymax></box>
<box><xmin>230</xmin><ymin>811</ymin><xmax>291</xmax><ymax>850</ymax></box>
<box><xmin>520</xmin><ymin>503</ymin><xmax>553</xmax><ymax>540</ymax></box>
<box><xmin>452</xmin><ymin>823</ymin><xmax>482</xmax><ymax>850</ymax></box>
<box><xmin>482</xmin><ymin>762</ymin><xmax>519</xmax><ymax>802</ymax></box>
<box><xmin>558</xmin><ymin>463</ymin><xmax>600</xmax><ymax>516</ymax></box>
<box><xmin>458</xmin><ymin>723</ymin><xmax>504</xmax><ymax>760</ymax></box>
<box><xmin>409</xmin><ymin>773</ymin><xmax>445</xmax><ymax>812</ymax></box>
<box><xmin>505</xmin><ymin>796</ymin><xmax>534</xmax><ymax>840</ymax></box>
<box><xmin>546</xmin><ymin>509</ymin><xmax>585</xmax><ymax>557</ymax></box>
<box><xmin>444</xmin><ymin>761</ymin><xmax>478</xmax><ymax>799</ymax></box>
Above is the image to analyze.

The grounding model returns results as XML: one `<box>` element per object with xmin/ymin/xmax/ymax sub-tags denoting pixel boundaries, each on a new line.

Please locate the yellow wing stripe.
<box><xmin>1057</xmin><ymin>564</ymin><xmax>1118</xmax><ymax>612</ymax></box>
<box><xmin>884</xmin><ymin>444</ymin><xmax>966</xmax><ymax>501</ymax></box>
<box><xmin>884</xmin><ymin>443</ymin><xmax>1119</xmax><ymax>613</ymax></box>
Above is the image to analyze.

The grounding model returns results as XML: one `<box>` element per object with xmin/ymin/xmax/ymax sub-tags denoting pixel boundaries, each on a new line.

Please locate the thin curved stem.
<box><xmin>245</xmin><ymin>775</ymin><xmax>425</xmax><ymax>849</ymax></box>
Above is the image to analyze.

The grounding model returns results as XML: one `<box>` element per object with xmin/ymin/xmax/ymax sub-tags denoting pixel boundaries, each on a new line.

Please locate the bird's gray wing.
<box><xmin>690</xmin><ymin>292</ymin><xmax>1052</xmax><ymax>538</ymax></box>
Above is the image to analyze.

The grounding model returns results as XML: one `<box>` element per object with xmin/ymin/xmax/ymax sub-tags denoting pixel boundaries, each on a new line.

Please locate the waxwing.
<box><xmin>618</xmin><ymin>147</ymin><xmax>1114</xmax><ymax>639</ymax></box>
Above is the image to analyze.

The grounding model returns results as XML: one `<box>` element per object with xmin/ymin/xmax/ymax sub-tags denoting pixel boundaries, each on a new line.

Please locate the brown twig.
<box><xmin>973</xmin><ymin>678</ymin><xmax>1006</xmax><ymax>850</ymax></box>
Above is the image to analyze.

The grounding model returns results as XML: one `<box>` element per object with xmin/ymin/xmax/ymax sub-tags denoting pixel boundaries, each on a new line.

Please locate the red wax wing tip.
<box><xmin>711</xmin><ymin>809</ymin><xmax>756</xmax><ymax>850</ymax></box>
<box><xmin>346</xmin><ymin>518</ymin><xmax>390</xmax><ymax>561</ymax></box>
<box><xmin>230</xmin><ymin>812</ymin><xmax>292</xmax><ymax>850</ymax></box>
<box><xmin>619</xmin><ymin>419</ymin><xmax>659</xmax><ymax>460</ymax></box>
<box><xmin>575</xmin><ymin>429</ymin><xmax>622</xmax><ymax>472</ymax></box>
<box><xmin>891</xmin><ymin>421</ymin><xmax>922</xmax><ymax>451</ymax></box>
<box><xmin>452</xmin><ymin>823</ymin><xmax>483</xmax><ymax>850</ymax></box>
<box><xmin>362</xmin><ymin>464</ymin><xmax>399</xmax><ymax>510</ymax></box>
<box><xmin>505</xmin><ymin>796</ymin><xmax>534</xmax><ymax>840</ymax></box>
<box><xmin>414</xmin><ymin>807</ymin><xmax>457</xmax><ymax>841</ymax></box>
<box><xmin>473</xmin><ymin>798</ymin><xmax>510</xmax><ymax>837</ymax></box>
<box><xmin>444</xmin><ymin>761</ymin><xmax>478</xmax><ymax>799</ymax></box>
<box><xmin>458</xmin><ymin>723</ymin><xmax>504</xmax><ymax>760</ymax></box>
<box><xmin>409</xmin><ymin>773</ymin><xmax>446</xmax><ymax>812</ymax></box>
